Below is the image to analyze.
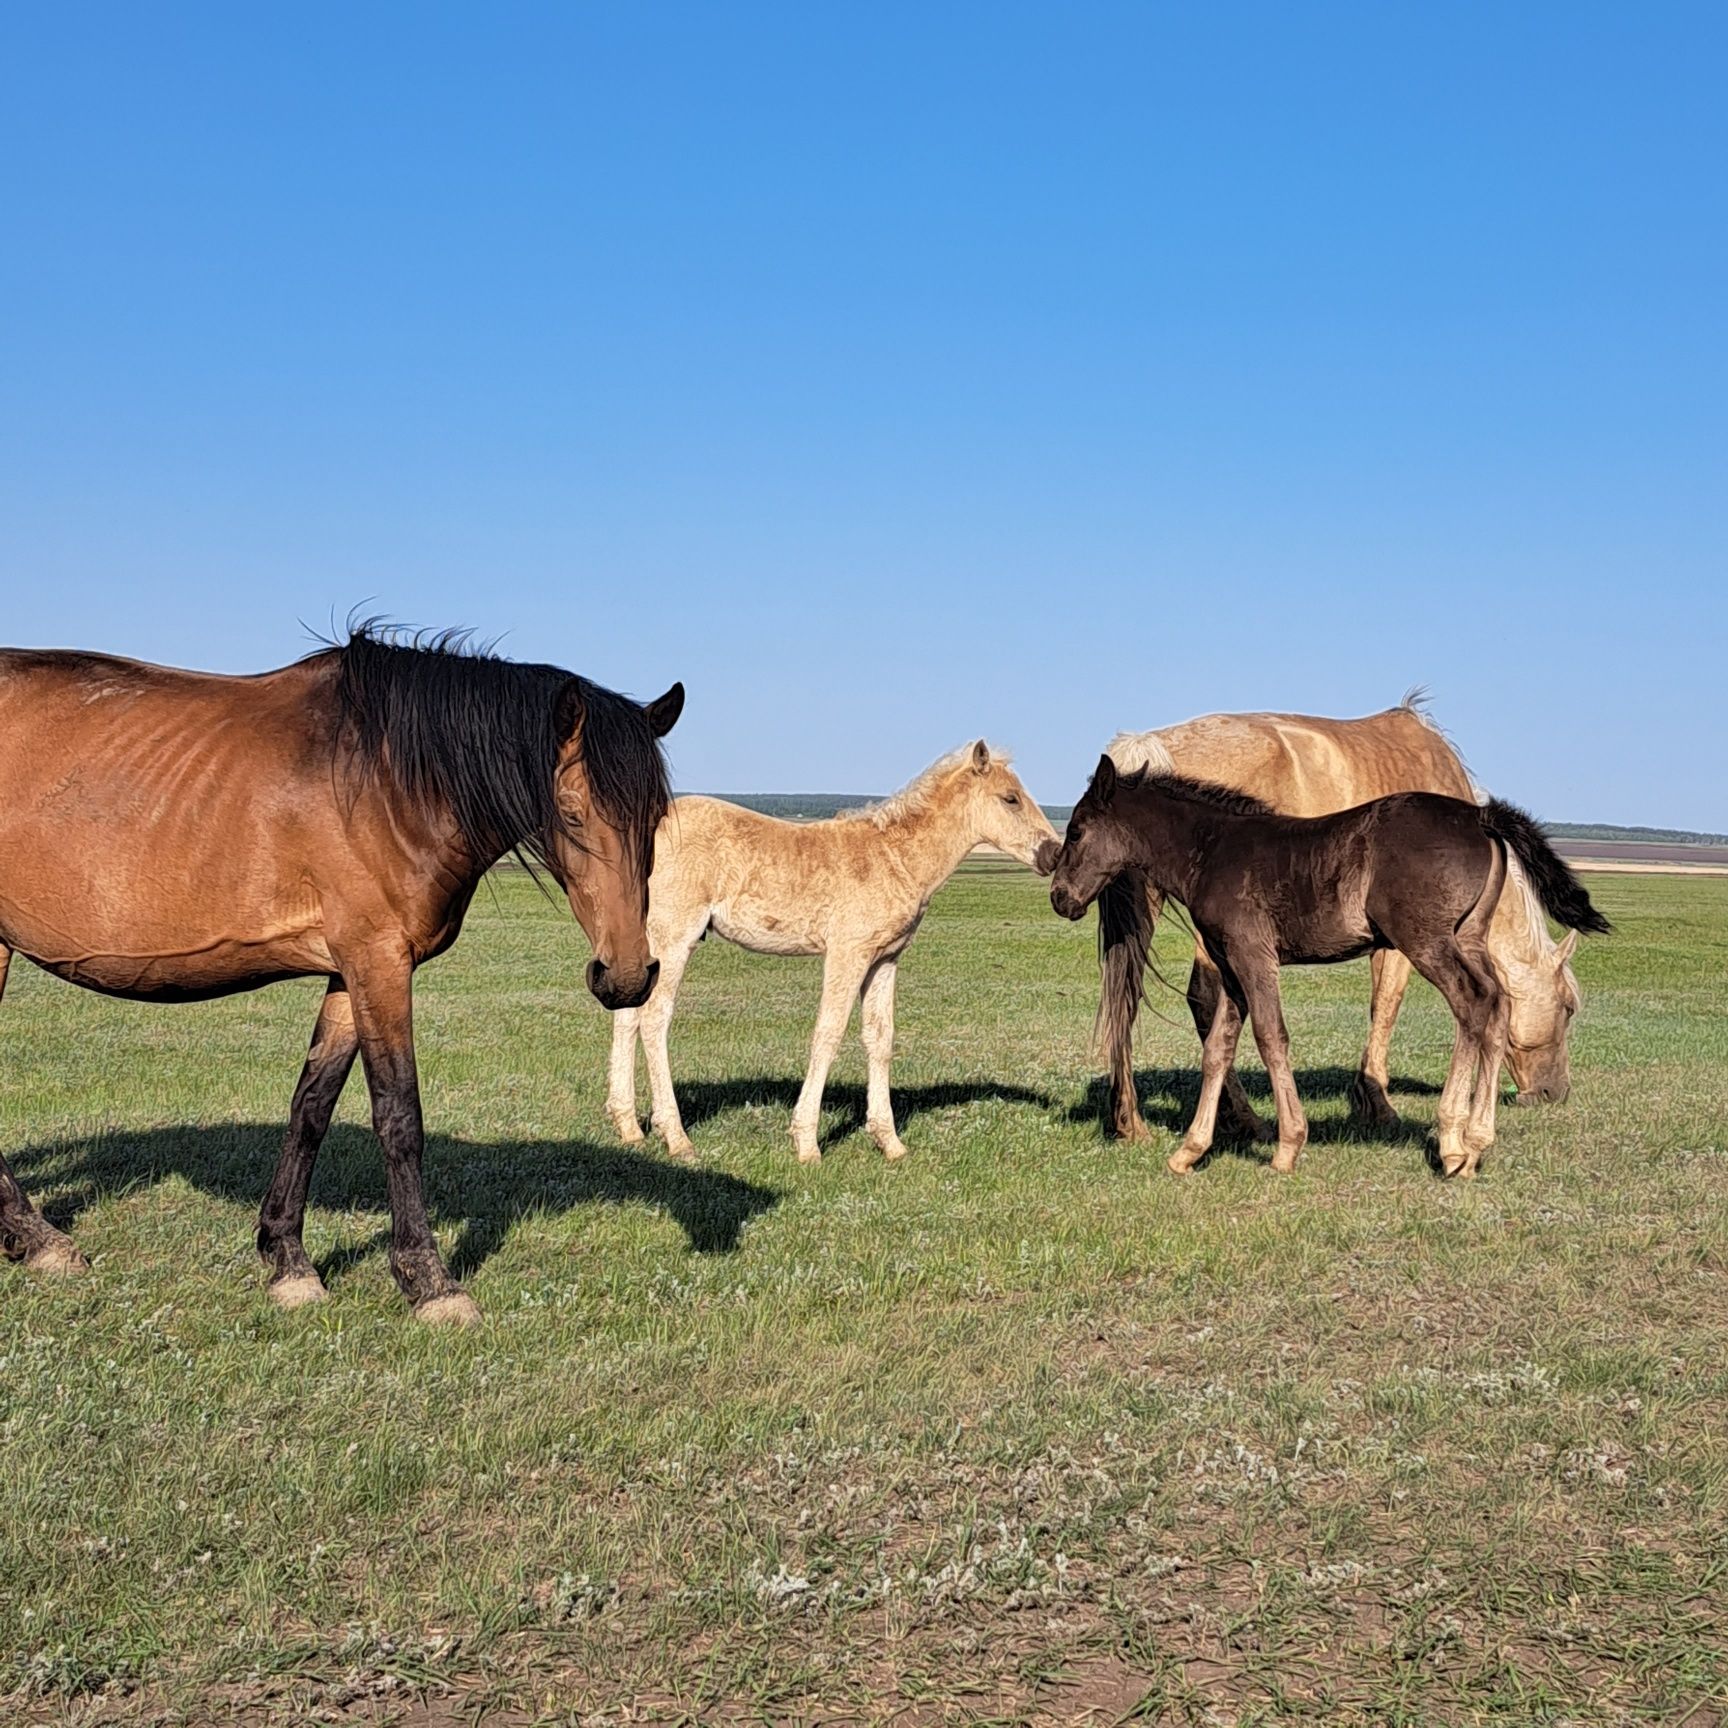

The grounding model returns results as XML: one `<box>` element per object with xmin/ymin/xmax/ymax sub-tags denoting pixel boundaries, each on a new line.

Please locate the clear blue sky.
<box><xmin>3</xmin><ymin>5</ymin><xmax>1723</xmax><ymax>826</ymax></box>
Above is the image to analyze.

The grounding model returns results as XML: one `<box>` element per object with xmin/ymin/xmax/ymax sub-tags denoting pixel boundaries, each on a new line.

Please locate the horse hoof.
<box><xmin>666</xmin><ymin>1139</ymin><xmax>698</xmax><ymax>1163</ymax></box>
<box><xmin>268</xmin><ymin>1273</ymin><xmax>328</xmax><ymax>1310</ymax></box>
<box><xmin>1167</xmin><ymin>1151</ymin><xmax>1198</xmax><ymax>1175</ymax></box>
<box><xmin>416</xmin><ymin>1291</ymin><xmax>482</xmax><ymax>1328</ymax></box>
<box><xmin>25</xmin><ymin>1238</ymin><xmax>89</xmax><ymax>1277</ymax></box>
<box><xmin>611</xmin><ymin>1116</ymin><xmax>645</xmax><ymax>1146</ymax></box>
<box><xmin>795</xmin><ymin>1146</ymin><xmax>822</xmax><ymax>1166</ymax></box>
<box><xmin>880</xmin><ymin>1141</ymin><xmax>909</xmax><ymax>1162</ymax></box>
<box><xmin>1439</xmin><ymin>1153</ymin><xmax>1468</xmax><ymax>1179</ymax></box>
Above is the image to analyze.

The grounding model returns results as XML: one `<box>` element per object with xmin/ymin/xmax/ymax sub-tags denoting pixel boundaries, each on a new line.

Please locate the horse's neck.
<box><xmin>1119</xmin><ymin>793</ymin><xmax>1208</xmax><ymax>899</ymax></box>
<box><xmin>874</xmin><ymin>793</ymin><xmax>982</xmax><ymax>897</ymax></box>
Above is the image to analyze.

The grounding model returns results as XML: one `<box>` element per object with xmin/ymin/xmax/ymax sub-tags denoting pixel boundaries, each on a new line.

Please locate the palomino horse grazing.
<box><xmin>1051</xmin><ymin>759</ymin><xmax>1610</xmax><ymax>1177</ymax></box>
<box><xmin>607</xmin><ymin>742</ymin><xmax>1060</xmax><ymax>1164</ymax></box>
<box><xmin>0</xmin><ymin>628</ymin><xmax>681</xmax><ymax>1322</ymax></box>
<box><xmin>1099</xmin><ymin>699</ymin><xmax>1586</xmax><ymax>1144</ymax></box>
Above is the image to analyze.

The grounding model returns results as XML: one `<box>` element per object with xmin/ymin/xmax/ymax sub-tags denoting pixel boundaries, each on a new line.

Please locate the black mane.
<box><xmin>326</xmin><ymin>625</ymin><xmax>670</xmax><ymax>879</ymax></box>
<box><xmin>1119</xmin><ymin>766</ymin><xmax>1276</xmax><ymax>818</ymax></box>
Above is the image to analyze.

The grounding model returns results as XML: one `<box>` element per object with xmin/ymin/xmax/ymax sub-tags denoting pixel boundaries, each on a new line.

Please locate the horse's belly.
<box><xmin>0</xmin><ymin>885</ymin><xmax>334</xmax><ymax>1001</ymax></box>
<box><xmin>708</xmin><ymin>895</ymin><xmax>823</xmax><ymax>957</ymax></box>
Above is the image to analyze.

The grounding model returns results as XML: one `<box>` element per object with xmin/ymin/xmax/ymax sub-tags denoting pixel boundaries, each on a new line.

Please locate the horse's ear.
<box><xmin>1093</xmin><ymin>752</ymin><xmax>1118</xmax><ymax>805</ymax></box>
<box><xmin>555</xmin><ymin>682</ymin><xmax>586</xmax><ymax>744</ymax></box>
<box><xmin>970</xmin><ymin>739</ymin><xmax>991</xmax><ymax>774</ymax></box>
<box><xmin>646</xmin><ymin>682</ymin><xmax>685</xmax><ymax>739</ymax></box>
<box><xmin>1555</xmin><ymin>928</ymin><xmax>1579</xmax><ymax>965</ymax></box>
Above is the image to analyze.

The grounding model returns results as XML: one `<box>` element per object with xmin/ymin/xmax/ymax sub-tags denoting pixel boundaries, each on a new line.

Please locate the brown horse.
<box><xmin>0</xmin><ymin>627</ymin><xmax>682</xmax><ymax>1322</ymax></box>
<box><xmin>1051</xmin><ymin>758</ymin><xmax>1609</xmax><ymax>1177</ymax></box>
<box><xmin>1100</xmin><ymin>699</ymin><xmax>1587</xmax><ymax>1143</ymax></box>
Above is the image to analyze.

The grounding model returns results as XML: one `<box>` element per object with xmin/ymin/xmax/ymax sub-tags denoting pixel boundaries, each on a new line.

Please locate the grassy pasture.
<box><xmin>3</xmin><ymin>864</ymin><xmax>1726</xmax><ymax>1725</ymax></box>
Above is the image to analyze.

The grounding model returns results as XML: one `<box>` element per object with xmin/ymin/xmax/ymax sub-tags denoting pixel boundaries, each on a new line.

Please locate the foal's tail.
<box><xmin>1479</xmin><ymin>799</ymin><xmax>1612</xmax><ymax>935</ymax></box>
<box><xmin>1094</xmin><ymin>867</ymin><xmax>1155</xmax><ymax>1060</ymax></box>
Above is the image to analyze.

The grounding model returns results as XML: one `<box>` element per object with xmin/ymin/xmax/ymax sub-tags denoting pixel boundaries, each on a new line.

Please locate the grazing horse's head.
<box><xmin>1501</xmin><ymin>926</ymin><xmax>1581</xmax><ymax>1106</ymax></box>
<box><xmin>552</xmin><ymin>680</ymin><xmax>685</xmax><ymax>1010</ymax></box>
<box><xmin>1049</xmin><ymin>754</ymin><xmax>1137</xmax><ymax>919</ymax></box>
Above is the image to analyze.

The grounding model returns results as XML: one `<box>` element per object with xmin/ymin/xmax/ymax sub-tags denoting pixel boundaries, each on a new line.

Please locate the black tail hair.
<box><xmin>1479</xmin><ymin>798</ymin><xmax>1612</xmax><ymax>935</ymax></box>
<box><xmin>1094</xmin><ymin>867</ymin><xmax>1154</xmax><ymax>1059</ymax></box>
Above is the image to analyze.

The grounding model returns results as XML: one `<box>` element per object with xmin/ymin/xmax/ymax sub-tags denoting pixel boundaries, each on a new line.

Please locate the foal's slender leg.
<box><xmin>256</xmin><ymin>981</ymin><xmax>358</xmax><ymax>1307</ymax></box>
<box><xmin>790</xmin><ymin>950</ymin><xmax>869</xmax><ymax>1165</ymax></box>
<box><xmin>1169</xmin><ymin>984</ymin><xmax>1247</xmax><ymax>1175</ymax></box>
<box><xmin>606</xmin><ymin>1008</ymin><xmax>645</xmax><ymax>1145</ymax></box>
<box><xmin>1239</xmin><ymin>960</ymin><xmax>1309</xmax><ymax>1174</ymax></box>
<box><xmin>860</xmin><ymin>958</ymin><xmax>909</xmax><ymax>1161</ymax></box>
<box><xmin>1350</xmin><ymin>949</ymin><xmax>1412</xmax><ymax>1127</ymax></box>
<box><xmin>638</xmin><ymin>933</ymin><xmax>698</xmax><ymax>1160</ymax></box>
<box><xmin>0</xmin><ymin>942</ymin><xmax>88</xmax><ymax>1275</ymax></box>
<box><xmin>1187</xmin><ymin>949</ymin><xmax>1274</xmax><ymax>1143</ymax></box>
<box><xmin>344</xmin><ymin>950</ymin><xmax>476</xmax><ymax>1324</ymax></box>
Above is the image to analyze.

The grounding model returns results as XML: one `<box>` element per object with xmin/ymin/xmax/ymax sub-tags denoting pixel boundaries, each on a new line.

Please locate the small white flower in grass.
<box><xmin>752</xmin><ymin>1564</ymin><xmax>811</xmax><ymax>1604</ymax></box>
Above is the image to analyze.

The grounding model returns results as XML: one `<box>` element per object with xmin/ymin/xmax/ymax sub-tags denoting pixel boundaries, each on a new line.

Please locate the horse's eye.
<box><xmin>1002</xmin><ymin>793</ymin><xmax>1020</xmax><ymax>807</ymax></box>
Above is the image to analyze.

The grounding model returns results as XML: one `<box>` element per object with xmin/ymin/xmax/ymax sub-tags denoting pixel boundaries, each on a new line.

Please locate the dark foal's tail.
<box><xmin>1094</xmin><ymin>866</ymin><xmax>1154</xmax><ymax>1059</ymax></box>
<box><xmin>1479</xmin><ymin>799</ymin><xmax>1613</xmax><ymax>935</ymax></box>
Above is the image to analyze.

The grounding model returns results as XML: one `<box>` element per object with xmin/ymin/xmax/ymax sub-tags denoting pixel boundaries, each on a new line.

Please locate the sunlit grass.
<box><xmin>3</xmin><ymin>866</ymin><xmax>1725</xmax><ymax>1722</ymax></box>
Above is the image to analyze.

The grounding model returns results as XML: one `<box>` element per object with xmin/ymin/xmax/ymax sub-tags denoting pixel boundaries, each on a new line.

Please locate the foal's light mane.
<box><xmin>837</xmin><ymin>743</ymin><xmax>1011</xmax><ymax>829</ymax></box>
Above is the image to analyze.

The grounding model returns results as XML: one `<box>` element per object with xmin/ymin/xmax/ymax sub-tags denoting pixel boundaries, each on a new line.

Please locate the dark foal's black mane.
<box><xmin>1118</xmin><ymin>766</ymin><xmax>1277</xmax><ymax>819</ymax></box>
<box><xmin>325</xmin><ymin>625</ymin><xmax>670</xmax><ymax>879</ymax></box>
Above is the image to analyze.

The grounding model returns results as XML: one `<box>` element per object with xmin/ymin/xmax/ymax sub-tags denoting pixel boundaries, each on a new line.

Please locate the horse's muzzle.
<box><xmin>587</xmin><ymin>957</ymin><xmax>660</xmax><ymax>1011</ymax></box>
<box><xmin>1050</xmin><ymin>884</ymin><xmax>1088</xmax><ymax>921</ymax></box>
<box><xmin>1511</xmin><ymin>1081</ymin><xmax>1568</xmax><ymax>1106</ymax></box>
<box><xmin>1033</xmin><ymin>839</ymin><xmax>1061</xmax><ymax>877</ymax></box>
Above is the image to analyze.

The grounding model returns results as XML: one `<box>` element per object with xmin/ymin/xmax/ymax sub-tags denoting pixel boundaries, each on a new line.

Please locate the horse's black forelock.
<box><xmin>325</xmin><ymin>624</ymin><xmax>669</xmax><ymax>880</ymax></box>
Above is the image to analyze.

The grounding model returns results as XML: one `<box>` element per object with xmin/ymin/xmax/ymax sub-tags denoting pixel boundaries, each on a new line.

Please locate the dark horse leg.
<box><xmin>1186</xmin><ymin>949</ymin><xmax>1276</xmax><ymax>1143</ymax></box>
<box><xmin>1236</xmin><ymin>953</ymin><xmax>1310</xmax><ymax>1174</ymax></box>
<box><xmin>257</xmin><ymin>981</ymin><xmax>358</xmax><ymax>1308</ymax></box>
<box><xmin>1169</xmin><ymin>967</ymin><xmax>1248</xmax><ymax>1175</ymax></box>
<box><xmin>0</xmin><ymin>942</ymin><xmax>89</xmax><ymax>1275</ymax></box>
<box><xmin>345</xmin><ymin>951</ymin><xmax>479</xmax><ymax>1325</ymax></box>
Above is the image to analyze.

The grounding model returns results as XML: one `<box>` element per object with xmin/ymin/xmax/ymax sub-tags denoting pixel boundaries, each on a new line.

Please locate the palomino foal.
<box><xmin>608</xmin><ymin>743</ymin><xmax>1059</xmax><ymax>1163</ymax></box>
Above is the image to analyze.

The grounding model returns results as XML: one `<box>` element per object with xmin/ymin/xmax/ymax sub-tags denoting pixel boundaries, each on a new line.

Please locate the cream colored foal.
<box><xmin>607</xmin><ymin>742</ymin><xmax>1059</xmax><ymax>1163</ymax></box>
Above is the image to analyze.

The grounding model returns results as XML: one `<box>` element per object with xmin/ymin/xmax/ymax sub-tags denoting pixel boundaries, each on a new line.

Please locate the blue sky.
<box><xmin>3</xmin><ymin>5</ymin><xmax>1723</xmax><ymax>825</ymax></box>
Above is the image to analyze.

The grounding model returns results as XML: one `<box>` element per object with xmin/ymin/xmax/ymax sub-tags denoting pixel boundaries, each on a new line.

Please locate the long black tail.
<box><xmin>1479</xmin><ymin>798</ymin><xmax>1612</xmax><ymax>934</ymax></box>
<box><xmin>1094</xmin><ymin>868</ymin><xmax>1154</xmax><ymax>1058</ymax></box>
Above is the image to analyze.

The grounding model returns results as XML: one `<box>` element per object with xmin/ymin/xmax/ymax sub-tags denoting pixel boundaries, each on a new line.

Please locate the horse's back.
<box><xmin>0</xmin><ymin>650</ymin><xmax>347</xmax><ymax>993</ymax></box>
<box><xmin>1148</xmin><ymin>705</ymin><xmax>1475</xmax><ymax>816</ymax></box>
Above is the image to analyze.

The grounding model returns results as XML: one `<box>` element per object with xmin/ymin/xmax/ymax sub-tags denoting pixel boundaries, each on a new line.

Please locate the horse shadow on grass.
<box><xmin>12</xmin><ymin>1122</ymin><xmax>781</xmax><ymax>1286</ymax></box>
<box><xmin>667</xmin><ymin>1076</ymin><xmax>1055</xmax><ymax>1149</ymax></box>
<box><xmin>1067</xmin><ymin>1065</ymin><xmax>1442</xmax><ymax>1162</ymax></box>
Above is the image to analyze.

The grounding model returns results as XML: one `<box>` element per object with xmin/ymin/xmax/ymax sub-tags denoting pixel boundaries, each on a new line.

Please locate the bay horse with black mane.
<box><xmin>0</xmin><ymin>627</ymin><xmax>682</xmax><ymax>1322</ymax></box>
<box><xmin>1049</xmin><ymin>757</ymin><xmax>1609</xmax><ymax>1179</ymax></box>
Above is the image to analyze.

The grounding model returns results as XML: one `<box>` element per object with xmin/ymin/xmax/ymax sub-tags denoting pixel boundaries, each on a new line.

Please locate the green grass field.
<box><xmin>3</xmin><ymin>865</ymin><xmax>1725</xmax><ymax>1725</ymax></box>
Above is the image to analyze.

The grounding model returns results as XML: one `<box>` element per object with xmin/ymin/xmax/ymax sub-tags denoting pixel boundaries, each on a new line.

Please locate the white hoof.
<box><xmin>269</xmin><ymin>1272</ymin><xmax>328</xmax><ymax>1310</ymax></box>
<box><xmin>416</xmin><ymin>1291</ymin><xmax>482</xmax><ymax>1327</ymax></box>
<box><xmin>795</xmin><ymin>1145</ymin><xmax>822</xmax><ymax>1166</ymax></box>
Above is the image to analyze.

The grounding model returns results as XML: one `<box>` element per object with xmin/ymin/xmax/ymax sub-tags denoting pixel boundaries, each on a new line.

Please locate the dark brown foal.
<box><xmin>1051</xmin><ymin>757</ymin><xmax>1608</xmax><ymax>1178</ymax></box>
